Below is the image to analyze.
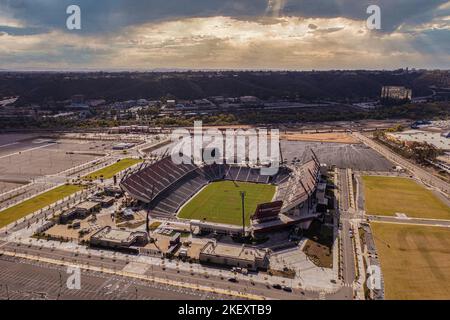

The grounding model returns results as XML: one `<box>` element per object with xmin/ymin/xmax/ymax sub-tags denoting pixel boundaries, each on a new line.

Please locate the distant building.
<box><xmin>71</xmin><ymin>94</ymin><xmax>85</xmax><ymax>105</ymax></box>
<box><xmin>381</xmin><ymin>86</ymin><xmax>412</xmax><ymax>102</ymax></box>
<box><xmin>387</xmin><ymin>130</ymin><xmax>450</xmax><ymax>151</ymax></box>
<box><xmin>112</xmin><ymin>142</ymin><xmax>135</xmax><ymax>150</ymax></box>
<box><xmin>166</xmin><ymin>100</ymin><xmax>176</xmax><ymax>107</ymax></box>
<box><xmin>240</xmin><ymin>96</ymin><xmax>260</xmax><ymax>105</ymax></box>
<box><xmin>137</xmin><ymin>99</ymin><xmax>148</xmax><ymax>106</ymax></box>
<box><xmin>192</xmin><ymin>99</ymin><xmax>215</xmax><ymax>109</ymax></box>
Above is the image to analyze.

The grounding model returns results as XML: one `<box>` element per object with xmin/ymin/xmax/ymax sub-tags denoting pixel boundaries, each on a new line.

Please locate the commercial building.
<box><xmin>76</xmin><ymin>201</ymin><xmax>102</xmax><ymax>216</ymax></box>
<box><xmin>199</xmin><ymin>242</ymin><xmax>269</xmax><ymax>271</ymax></box>
<box><xmin>387</xmin><ymin>130</ymin><xmax>450</xmax><ymax>151</ymax></box>
<box><xmin>90</xmin><ymin>226</ymin><xmax>148</xmax><ymax>249</ymax></box>
<box><xmin>381</xmin><ymin>86</ymin><xmax>412</xmax><ymax>101</ymax></box>
<box><xmin>112</xmin><ymin>143</ymin><xmax>135</xmax><ymax>150</ymax></box>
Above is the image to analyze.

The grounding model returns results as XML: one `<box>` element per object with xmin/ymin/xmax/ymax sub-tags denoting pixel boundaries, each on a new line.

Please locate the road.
<box><xmin>367</xmin><ymin>215</ymin><xmax>450</xmax><ymax>228</ymax></box>
<box><xmin>337</xmin><ymin>169</ymin><xmax>356</xmax><ymax>299</ymax></box>
<box><xmin>353</xmin><ymin>132</ymin><xmax>450</xmax><ymax>195</ymax></box>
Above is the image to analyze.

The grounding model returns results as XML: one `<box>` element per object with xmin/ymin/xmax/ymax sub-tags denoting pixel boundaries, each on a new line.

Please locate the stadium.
<box><xmin>120</xmin><ymin>148</ymin><xmax>323</xmax><ymax>237</ymax></box>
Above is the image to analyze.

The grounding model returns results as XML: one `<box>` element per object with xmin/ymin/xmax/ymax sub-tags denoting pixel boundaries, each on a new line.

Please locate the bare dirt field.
<box><xmin>371</xmin><ymin>223</ymin><xmax>450</xmax><ymax>300</ymax></box>
<box><xmin>281</xmin><ymin>132</ymin><xmax>359</xmax><ymax>144</ymax></box>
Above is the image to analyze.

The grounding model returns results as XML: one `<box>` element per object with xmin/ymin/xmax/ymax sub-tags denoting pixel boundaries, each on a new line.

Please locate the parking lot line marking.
<box><xmin>0</xmin><ymin>143</ymin><xmax>57</xmax><ymax>160</ymax></box>
<box><xmin>0</xmin><ymin>142</ymin><xmax>19</xmax><ymax>149</ymax></box>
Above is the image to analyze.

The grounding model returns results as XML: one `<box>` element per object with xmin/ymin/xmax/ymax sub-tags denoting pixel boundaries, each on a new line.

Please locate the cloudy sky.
<box><xmin>0</xmin><ymin>0</ymin><xmax>449</xmax><ymax>70</ymax></box>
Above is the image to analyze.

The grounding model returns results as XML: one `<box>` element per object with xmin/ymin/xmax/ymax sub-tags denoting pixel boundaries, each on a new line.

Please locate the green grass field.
<box><xmin>178</xmin><ymin>181</ymin><xmax>276</xmax><ymax>226</ymax></box>
<box><xmin>0</xmin><ymin>184</ymin><xmax>84</xmax><ymax>228</ymax></box>
<box><xmin>84</xmin><ymin>158</ymin><xmax>142</xmax><ymax>180</ymax></box>
<box><xmin>371</xmin><ymin>222</ymin><xmax>450</xmax><ymax>300</ymax></box>
<box><xmin>362</xmin><ymin>176</ymin><xmax>450</xmax><ymax>219</ymax></box>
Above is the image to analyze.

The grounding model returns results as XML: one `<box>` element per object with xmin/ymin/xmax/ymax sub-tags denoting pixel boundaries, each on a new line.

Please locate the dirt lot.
<box><xmin>371</xmin><ymin>223</ymin><xmax>450</xmax><ymax>300</ymax></box>
<box><xmin>44</xmin><ymin>212</ymin><xmax>116</xmax><ymax>242</ymax></box>
<box><xmin>281</xmin><ymin>132</ymin><xmax>359</xmax><ymax>144</ymax></box>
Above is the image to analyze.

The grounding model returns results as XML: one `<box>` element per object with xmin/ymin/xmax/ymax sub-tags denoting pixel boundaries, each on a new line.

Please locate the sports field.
<box><xmin>0</xmin><ymin>184</ymin><xmax>84</xmax><ymax>228</ymax></box>
<box><xmin>178</xmin><ymin>181</ymin><xmax>276</xmax><ymax>226</ymax></box>
<box><xmin>84</xmin><ymin>158</ymin><xmax>142</xmax><ymax>180</ymax></box>
<box><xmin>371</xmin><ymin>222</ymin><xmax>450</xmax><ymax>300</ymax></box>
<box><xmin>362</xmin><ymin>176</ymin><xmax>450</xmax><ymax>219</ymax></box>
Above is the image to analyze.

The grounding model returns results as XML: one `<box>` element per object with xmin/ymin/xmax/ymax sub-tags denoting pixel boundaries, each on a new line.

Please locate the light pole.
<box><xmin>240</xmin><ymin>191</ymin><xmax>246</xmax><ymax>238</ymax></box>
<box><xmin>6</xmin><ymin>284</ymin><xmax>10</xmax><ymax>300</ymax></box>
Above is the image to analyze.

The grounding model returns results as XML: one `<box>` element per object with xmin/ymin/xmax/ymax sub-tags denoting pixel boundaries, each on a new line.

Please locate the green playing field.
<box><xmin>178</xmin><ymin>180</ymin><xmax>276</xmax><ymax>226</ymax></box>
<box><xmin>0</xmin><ymin>184</ymin><xmax>84</xmax><ymax>228</ymax></box>
<box><xmin>83</xmin><ymin>158</ymin><xmax>142</xmax><ymax>180</ymax></box>
<box><xmin>362</xmin><ymin>176</ymin><xmax>450</xmax><ymax>219</ymax></box>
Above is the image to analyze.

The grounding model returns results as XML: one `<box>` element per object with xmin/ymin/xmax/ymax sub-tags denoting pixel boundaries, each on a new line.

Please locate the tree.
<box><xmin>408</xmin><ymin>142</ymin><xmax>441</xmax><ymax>163</ymax></box>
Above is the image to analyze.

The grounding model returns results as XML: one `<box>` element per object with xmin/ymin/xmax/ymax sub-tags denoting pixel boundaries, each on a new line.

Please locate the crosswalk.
<box><xmin>342</xmin><ymin>283</ymin><xmax>353</xmax><ymax>288</ymax></box>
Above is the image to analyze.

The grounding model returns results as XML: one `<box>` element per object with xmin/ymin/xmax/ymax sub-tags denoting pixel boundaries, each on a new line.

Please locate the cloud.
<box><xmin>266</xmin><ymin>0</ymin><xmax>286</xmax><ymax>17</ymax></box>
<box><xmin>0</xmin><ymin>0</ymin><xmax>448</xmax><ymax>70</ymax></box>
<box><xmin>1</xmin><ymin>0</ymin><xmax>448</xmax><ymax>33</ymax></box>
<box><xmin>1</xmin><ymin>15</ymin><xmax>448</xmax><ymax>70</ymax></box>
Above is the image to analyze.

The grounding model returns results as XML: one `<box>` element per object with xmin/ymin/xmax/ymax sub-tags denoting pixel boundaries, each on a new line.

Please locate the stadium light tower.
<box><xmin>146</xmin><ymin>185</ymin><xmax>155</xmax><ymax>236</ymax></box>
<box><xmin>240</xmin><ymin>191</ymin><xmax>246</xmax><ymax>237</ymax></box>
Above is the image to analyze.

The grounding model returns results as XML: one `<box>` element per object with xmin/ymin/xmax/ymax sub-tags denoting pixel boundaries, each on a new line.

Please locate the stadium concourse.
<box><xmin>120</xmin><ymin>151</ymin><xmax>323</xmax><ymax>236</ymax></box>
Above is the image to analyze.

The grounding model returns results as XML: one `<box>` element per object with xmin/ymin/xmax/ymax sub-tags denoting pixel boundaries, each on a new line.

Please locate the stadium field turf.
<box><xmin>178</xmin><ymin>180</ymin><xmax>276</xmax><ymax>226</ymax></box>
<box><xmin>362</xmin><ymin>176</ymin><xmax>450</xmax><ymax>219</ymax></box>
<box><xmin>84</xmin><ymin>158</ymin><xmax>142</xmax><ymax>180</ymax></box>
<box><xmin>0</xmin><ymin>184</ymin><xmax>84</xmax><ymax>228</ymax></box>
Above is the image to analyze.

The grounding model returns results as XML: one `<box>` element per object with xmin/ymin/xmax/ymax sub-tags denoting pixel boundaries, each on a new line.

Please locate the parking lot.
<box><xmin>281</xmin><ymin>141</ymin><xmax>394</xmax><ymax>171</ymax></box>
<box><xmin>0</xmin><ymin>181</ymin><xmax>24</xmax><ymax>194</ymax></box>
<box><xmin>0</xmin><ymin>256</ymin><xmax>225</xmax><ymax>300</ymax></box>
<box><xmin>0</xmin><ymin>137</ymin><xmax>117</xmax><ymax>182</ymax></box>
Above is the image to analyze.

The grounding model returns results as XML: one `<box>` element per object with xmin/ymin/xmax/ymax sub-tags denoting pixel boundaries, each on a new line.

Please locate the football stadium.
<box><xmin>120</xmin><ymin>149</ymin><xmax>323</xmax><ymax>237</ymax></box>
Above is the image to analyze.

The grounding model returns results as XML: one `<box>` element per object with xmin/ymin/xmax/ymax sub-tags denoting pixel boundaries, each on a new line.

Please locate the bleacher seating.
<box><xmin>121</xmin><ymin>156</ymin><xmax>300</xmax><ymax>217</ymax></box>
<box><xmin>149</xmin><ymin>169</ymin><xmax>210</xmax><ymax>215</ymax></box>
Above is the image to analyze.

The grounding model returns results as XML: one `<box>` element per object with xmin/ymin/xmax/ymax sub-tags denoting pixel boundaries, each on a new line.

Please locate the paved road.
<box><xmin>353</xmin><ymin>132</ymin><xmax>450</xmax><ymax>196</ymax></box>
<box><xmin>338</xmin><ymin>169</ymin><xmax>350</xmax><ymax>211</ymax></box>
<box><xmin>337</xmin><ymin>169</ymin><xmax>355</xmax><ymax>299</ymax></box>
